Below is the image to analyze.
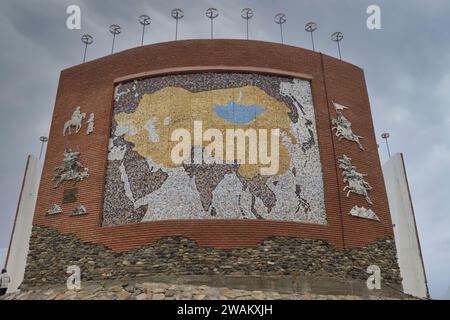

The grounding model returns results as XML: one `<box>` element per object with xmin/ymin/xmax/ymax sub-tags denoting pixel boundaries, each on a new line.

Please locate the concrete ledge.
<box><xmin>122</xmin><ymin>274</ymin><xmax>406</xmax><ymax>299</ymax></box>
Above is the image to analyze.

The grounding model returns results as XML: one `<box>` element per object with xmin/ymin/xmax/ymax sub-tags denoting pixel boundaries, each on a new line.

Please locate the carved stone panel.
<box><xmin>332</xmin><ymin>102</ymin><xmax>364</xmax><ymax>150</ymax></box>
<box><xmin>53</xmin><ymin>149</ymin><xmax>89</xmax><ymax>188</ymax></box>
<box><xmin>63</xmin><ymin>107</ymin><xmax>86</xmax><ymax>136</ymax></box>
<box><xmin>70</xmin><ymin>204</ymin><xmax>88</xmax><ymax>217</ymax></box>
<box><xmin>63</xmin><ymin>188</ymin><xmax>78</xmax><ymax>204</ymax></box>
<box><xmin>338</xmin><ymin>155</ymin><xmax>373</xmax><ymax>204</ymax></box>
<box><xmin>86</xmin><ymin>113</ymin><xmax>95</xmax><ymax>135</ymax></box>
<box><xmin>47</xmin><ymin>204</ymin><xmax>63</xmax><ymax>216</ymax></box>
<box><xmin>349</xmin><ymin>206</ymin><xmax>379</xmax><ymax>221</ymax></box>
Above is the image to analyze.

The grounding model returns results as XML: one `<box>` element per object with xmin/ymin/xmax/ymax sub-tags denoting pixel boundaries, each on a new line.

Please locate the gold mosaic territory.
<box><xmin>115</xmin><ymin>86</ymin><xmax>296</xmax><ymax>178</ymax></box>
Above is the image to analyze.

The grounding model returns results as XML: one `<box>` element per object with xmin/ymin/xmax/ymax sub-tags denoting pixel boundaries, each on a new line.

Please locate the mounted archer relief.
<box><xmin>53</xmin><ymin>149</ymin><xmax>89</xmax><ymax>188</ymax></box>
<box><xmin>338</xmin><ymin>155</ymin><xmax>373</xmax><ymax>204</ymax></box>
<box><xmin>332</xmin><ymin>102</ymin><xmax>364</xmax><ymax>150</ymax></box>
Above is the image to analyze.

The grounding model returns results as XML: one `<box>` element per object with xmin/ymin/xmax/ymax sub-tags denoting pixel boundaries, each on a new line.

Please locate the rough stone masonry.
<box><xmin>22</xmin><ymin>226</ymin><xmax>402</xmax><ymax>292</ymax></box>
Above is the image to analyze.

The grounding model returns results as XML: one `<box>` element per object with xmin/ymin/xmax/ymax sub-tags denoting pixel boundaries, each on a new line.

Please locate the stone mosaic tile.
<box><xmin>103</xmin><ymin>73</ymin><xmax>326</xmax><ymax>226</ymax></box>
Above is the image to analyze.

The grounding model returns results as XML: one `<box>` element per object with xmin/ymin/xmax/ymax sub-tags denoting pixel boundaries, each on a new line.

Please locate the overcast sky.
<box><xmin>0</xmin><ymin>0</ymin><xmax>449</xmax><ymax>299</ymax></box>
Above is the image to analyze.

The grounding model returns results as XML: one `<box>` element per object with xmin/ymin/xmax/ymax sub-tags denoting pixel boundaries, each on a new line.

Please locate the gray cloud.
<box><xmin>0</xmin><ymin>0</ymin><xmax>449</xmax><ymax>299</ymax></box>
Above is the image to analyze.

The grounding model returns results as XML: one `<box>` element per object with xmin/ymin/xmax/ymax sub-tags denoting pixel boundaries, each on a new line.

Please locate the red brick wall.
<box><xmin>33</xmin><ymin>40</ymin><xmax>393</xmax><ymax>252</ymax></box>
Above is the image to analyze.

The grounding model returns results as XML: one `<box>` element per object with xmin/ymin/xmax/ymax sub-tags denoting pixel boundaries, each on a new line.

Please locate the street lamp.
<box><xmin>171</xmin><ymin>9</ymin><xmax>184</xmax><ymax>41</ymax></box>
<box><xmin>109</xmin><ymin>24</ymin><xmax>122</xmax><ymax>54</ymax></box>
<box><xmin>39</xmin><ymin>136</ymin><xmax>48</xmax><ymax>160</ymax></box>
<box><xmin>305</xmin><ymin>22</ymin><xmax>317</xmax><ymax>52</ymax></box>
<box><xmin>331</xmin><ymin>31</ymin><xmax>344</xmax><ymax>60</ymax></box>
<box><xmin>241</xmin><ymin>8</ymin><xmax>254</xmax><ymax>40</ymax></box>
<box><xmin>81</xmin><ymin>34</ymin><xmax>94</xmax><ymax>63</ymax></box>
<box><xmin>206</xmin><ymin>8</ymin><xmax>219</xmax><ymax>40</ymax></box>
<box><xmin>381</xmin><ymin>133</ymin><xmax>391</xmax><ymax>158</ymax></box>
<box><xmin>139</xmin><ymin>15</ymin><xmax>151</xmax><ymax>46</ymax></box>
<box><xmin>274</xmin><ymin>13</ymin><xmax>287</xmax><ymax>44</ymax></box>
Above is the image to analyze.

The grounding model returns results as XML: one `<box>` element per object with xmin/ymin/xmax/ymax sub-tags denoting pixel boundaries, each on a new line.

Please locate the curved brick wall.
<box><xmin>32</xmin><ymin>40</ymin><xmax>394</xmax><ymax>253</ymax></box>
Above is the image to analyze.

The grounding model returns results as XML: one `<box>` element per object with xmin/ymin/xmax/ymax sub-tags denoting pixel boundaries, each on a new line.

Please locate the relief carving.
<box><xmin>338</xmin><ymin>155</ymin><xmax>373</xmax><ymax>204</ymax></box>
<box><xmin>349</xmin><ymin>206</ymin><xmax>379</xmax><ymax>221</ymax></box>
<box><xmin>332</xmin><ymin>112</ymin><xmax>364</xmax><ymax>150</ymax></box>
<box><xmin>63</xmin><ymin>107</ymin><xmax>86</xmax><ymax>136</ymax></box>
<box><xmin>53</xmin><ymin>149</ymin><xmax>89</xmax><ymax>188</ymax></box>
<box><xmin>47</xmin><ymin>204</ymin><xmax>63</xmax><ymax>216</ymax></box>
<box><xmin>70</xmin><ymin>204</ymin><xmax>88</xmax><ymax>217</ymax></box>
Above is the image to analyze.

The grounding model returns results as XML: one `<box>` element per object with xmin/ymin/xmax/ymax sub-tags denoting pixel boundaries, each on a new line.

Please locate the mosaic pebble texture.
<box><xmin>102</xmin><ymin>73</ymin><xmax>326</xmax><ymax>226</ymax></box>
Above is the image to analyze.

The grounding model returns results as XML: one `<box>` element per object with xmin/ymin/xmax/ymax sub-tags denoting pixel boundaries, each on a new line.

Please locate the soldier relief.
<box><xmin>102</xmin><ymin>73</ymin><xmax>327</xmax><ymax>226</ymax></box>
<box><xmin>53</xmin><ymin>149</ymin><xmax>89</xmax><ymax>188</ymax></box>
<box><xmin>46</xmin><ymin>105</ymin><xmax>95</xmax><ymax>218</ymax></box>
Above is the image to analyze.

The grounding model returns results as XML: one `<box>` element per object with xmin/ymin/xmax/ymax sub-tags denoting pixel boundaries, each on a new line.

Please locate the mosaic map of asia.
<box><xmin>103</xmin><ymin>73</ymin><xmax>326</xmax><ymax>226</ymax></box>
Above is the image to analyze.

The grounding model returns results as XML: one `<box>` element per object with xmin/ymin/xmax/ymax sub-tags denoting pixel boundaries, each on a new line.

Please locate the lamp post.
<box><xmin>305</xmin><ymin>22</ymin><xmax>317</xmax><ymax>52</ymax></box>
<box><xmin>274</xmin><ymin>13</ymin><xmax>287</xmax><ymax>45</ymax></box>
<box><xmin>241</xmin><ymin>8</ymin><xmax>254</xmax><ymax>40</ymax></box>
<box><xmin>39</xmin><ymin>136</ymin><xmax>48</xmax><ymax>160</ymax></box>
<box><xmin>109</xmin><ymin>24</ymin><xmax>122</xmax><ymax>54</ymax></box>
<box><xmin>171</xmin><ymin>9</ymin><xmax>184</xmax><ymax>41</ymax></box>
<box><xmin>331</xmin><ymin>31</ymin><xmax>344</xmax><ymax>60</ymax></box>
<box><xmin>206</xmin><ymin>8</ymin><xmax>219</xmax><ymax>40</ymax></box>
<box><xmin>381</xmin><ymin>133</ymin><xmax>392</xmax><ymax>158</ymax></box>
<box><xmin>81</xmin><ymin>34</ymin><xmax>93</xmax><ymax>63</ymax></box>
<box><xmin>139</xmin><ymin>15</ymin><xmax>151</xmax><ymax>46</ymax></box>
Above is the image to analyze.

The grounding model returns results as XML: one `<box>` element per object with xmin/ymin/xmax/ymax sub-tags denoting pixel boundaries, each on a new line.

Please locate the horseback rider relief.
<box><xmin>63</xmin><ymin>107</ymin><xmax>86</xmax><ymax>136</ymax></box>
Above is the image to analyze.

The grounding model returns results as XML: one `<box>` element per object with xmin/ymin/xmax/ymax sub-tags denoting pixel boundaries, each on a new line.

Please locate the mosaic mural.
<box><xmin>102</xmin><ymin>73</ymin><xmax>326</xmax><ymax>226</ymax></box>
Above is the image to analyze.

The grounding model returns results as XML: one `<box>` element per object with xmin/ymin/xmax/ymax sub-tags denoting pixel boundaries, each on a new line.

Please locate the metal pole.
<box><xmin>385</xmin><ymin>139</ymin><xmax>391</xmax><ymax>158</ymax></box>
<box><xmin>241</xmin><ymin>8</ymin><xmax>253</xmax><ymax>40</ymax></box>
<box><xmin>381</xmin><ymin>133</ymin><xmax>391</xmax><ymax>158</ymax></box>
<box><xmin>305</xmin><ymin>22</ymin><xmax>318</xmax><ymax>52</ymax></box>
<box><xmin>337</xmin><ymin>41</ymin><xmax>342</xmax><ymax>60</ymax></box>
<box><xmin>172</xmin><ymin>9</ymin><xmax>184</xmax><ymax>41</ymax></box>
<box><xmin>246</xmin><ymin>18</ymin><xmax>249</xmax><ymax>40</ymax></box>
<box><xmin>274</xmin><ymin>13</ymin><xmax>287</xmax><ymax>45</ymax></box>
<box><xmin>39</xmin><ymin>142</ymin><xmax>44</xmax><ymax>160</ymax></box>
<box><xmin>83</xmin><ymin>43</ymin><xmax>88</xmax><ymax>63</ymax></box>
<box><xmin>331</xmin><ymin>32</ymin><xmax>344</xmax><ymax>60</ymax></box>
<box><xmin>280</xmin><ymin>24</ymin><xmax>284</xmax><ymax>44</ymax></box>
<box><xmin>109</xmin><ymin>25</ymin><xmax>121</xmax><ymax>54</ymax></box>
<box><xmin>111</xmin><ymin>34</ymin><xmax>115</xmax><ymax>54</ymax></box>
<box><xmin>139</xmin><ymin>15</ymin><xmax>151</xmax><ymax>47</ymax></box>
<box><xmin>39</xmin><ymin>136</ymin><xmax>48</xmax><ymax>160</ymax></box>
<box><xmin>206</xmin><ymin>8</ymin><xmax>218</xmax><ymax>40</ymax></box>
<box><xmin>141</xmin><ymin>24</ymin><xmax>145</xmax><ymax>46</ymax></box>
<box><xmin>81</xmin><ymin>34</ymin><xmax>93</xmax><ymax>63</ymax></box>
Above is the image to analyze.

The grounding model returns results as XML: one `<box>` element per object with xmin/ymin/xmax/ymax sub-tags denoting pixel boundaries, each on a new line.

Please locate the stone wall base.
<box><xmin>22</xmin><ymin>226</ymin><xmax>403</xmax><ymax>298</ymax></box>
<box><xmin>3</xmin><ymin>277</ymin><xmax>415</xmax><ymax>300</ymax></box>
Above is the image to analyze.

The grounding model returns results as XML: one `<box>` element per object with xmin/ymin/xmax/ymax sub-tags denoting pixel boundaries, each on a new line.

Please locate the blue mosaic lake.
<box><xmin>213</xmin><ymin>102</ymin><xmax>266</xmax><ymax>125</ymax></box>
